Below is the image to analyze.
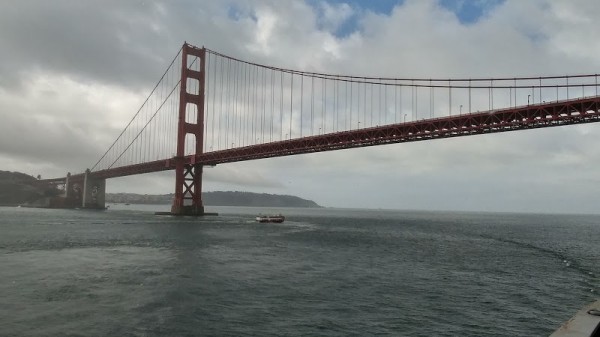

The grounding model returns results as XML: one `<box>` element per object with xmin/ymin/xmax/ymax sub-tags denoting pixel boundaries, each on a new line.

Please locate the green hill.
<box><xmin>0</xmin><ymin>171</ymin><xmax>60</xmax><ymax>206</ymax></box>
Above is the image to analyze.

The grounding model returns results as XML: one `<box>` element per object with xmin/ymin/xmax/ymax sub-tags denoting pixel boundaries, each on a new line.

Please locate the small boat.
<box><xmin>255</xmin><ymin>214</ymin><xmax>285</xmax><ymax>223</ymax></box>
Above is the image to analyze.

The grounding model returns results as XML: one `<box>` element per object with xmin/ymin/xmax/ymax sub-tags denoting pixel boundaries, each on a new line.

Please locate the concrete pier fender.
<box><xmin>155</xmin><ymin>206</ymin><xmax>218</xmax><ymax>217</ymax></box>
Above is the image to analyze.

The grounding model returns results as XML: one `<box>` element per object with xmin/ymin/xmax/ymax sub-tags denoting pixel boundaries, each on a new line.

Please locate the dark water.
<box><xmin>0</xmin><ymin>205</ymin><xmax>598</xmax><ymax>336</ymax></box>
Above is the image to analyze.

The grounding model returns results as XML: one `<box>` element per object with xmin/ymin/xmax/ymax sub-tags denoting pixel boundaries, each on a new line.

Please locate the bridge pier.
<box><xmin>82</xmin><ymin>169</ymin><xmax>106</xmax><ymax>209</ymax></box>
<box><xmin>170</xmin><ymin>162</ymin><xmax>205</xmax><ymax>215</ymax></box>
<box><xmin>160</xmin><ymin>160</ymin><xmax>216</xmax><ymax>216</ymax></box>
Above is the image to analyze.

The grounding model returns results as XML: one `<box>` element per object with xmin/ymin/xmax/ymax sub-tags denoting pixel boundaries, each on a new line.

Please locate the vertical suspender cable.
<box><xmin>414</xmin><ymin>82</ymin><xmax>418</xmax><ymax>121</ymax></box>
<box><xmin>399</xmin><ymin>84</ymin><xmax>402</xmax><ymax>123</ymax></box>
<box><xmin>411</xmin><ymin>81</ymin><xmax>414</xmax><ymax>121</ymax></box>
<box><xmin>280</xmin><ymin>71</ymin><xmax>283</xmax><ymax>141</ymax></box>
<box><xmin>394</xmin><ymin>80</ymin><xmax>398</xmax><ymax>123</ymax></box>
<box><xmin>491</xmin><ymin>80</ymin><xmax>494</xmax><ymax>110</ymax></box>
<box><xmin>429</xmin><ymin>80</ymin><xmax>433</xmax><ymax>118</ymax></box>
<box><xmin>364</xmin><ymin>78</ymin><xmax>367</xmax><ymax>127</ymax></box>
<box><xmin>245</xmin><ymin>63</ymin><xmax>250</xmax><ymax>146</ymax></box>
<box><xmin>255</xmin><ymin>66</ymin><xmax>259</xmax><ymax>144</ymax></box>
<box><xmin>270</xmin><ymin>69</ymin><xmax>274</xmax><ymax>142</ymax></box>
<box><xmin>213</xmin><ymin>56</ymin><xmax>219</xmax><ymax>150</ymax></box>
<box><xmin>236</xmin><ymin>62</ymin><xmax>241</xmax><ymax>147</ymax></box>
<box><xmin>228</xmin><ymin>58</ymin><xmax>233</xmax><ymax>150</ymax></box>
<box><xmin>488</xmin><ymin>81</ymin><xmax>491</xmax><ymax>111</ymax></box>
<box><xmin>321</xmin><ymin>79</ymin><xmax>327</xmax><ymax>134</ymax></box>
<box><xmin>205</xmin><ymin>53</ymin><xmax>211</xmax><ymax>152</ymax></box>
<box><xmin>334</xmin><ymin>78</ymin><xmax>338</xmax><ymax>132</ymax></box>
<box><xmin>348</xmin><ymin>81</ymin><xmax>353</xmax><ymax>130</ymax></box>
<box><xmin>469</xmin><ymin>79</ymin><xmax>472</xmax><ymax>114</ymax></box>
<box><xmin>258</xmin><ymin>67</ymin><xmax>263</xmax><ymax>143</ymax></box>
<box><xmin>231</xmin><ymin>60</ymin><xmax>236</xmax><ymax>148</ymax></box>
<box><xmin>311</xmin><ymin>75</ymin><xmax>314</xmax><ymax>135</ymax></box>
<box><xmin>384</xmin><ymin>80</ymin><xmax>388</xmax><ymax>123</ymax></box>
<box><xmin>300</xmin><ymin>74</ymin><xmax>304</xmax><ymax>137</ymax></box>
<box><xmin>157</xmin><ymin>68</ymin><xmax>162</xmax><ymax>159</ymax></box>
<box><xmin>378</xmin><ymin>81</ymin><xmax>381</xmax><ymax>125</ymax></box>
<box><xmin>357</xmin><ymin>80</ymin><xmax>361</xmax><ymax>129</ymax></box>
<box><xmin>345</xmin><ymin>77</ymin><xmax>349</xmax><ymax>130</ymax></box>
<box><xmin>251</xmin><ymin>64</ymin><xmax>255</xmax><ymax>144</ymax></box>
<box><xmin>370</xmin><ymin>82</ymin><xmax>373</xmax><ymax>126</ymax></box>
<box><xmin>290</xmin><ymin>73</ymin><xmax>294</xmax><ymax>139</ymax></box>
<box><xmin>449</xmin><ymin>80</ymin><xmax>452</xmax><ymax>116</ymax></box>
<box><xmin>261</xmin><ymin>67</ymin><xmax>266</xmax><ymax>142</ymax></box>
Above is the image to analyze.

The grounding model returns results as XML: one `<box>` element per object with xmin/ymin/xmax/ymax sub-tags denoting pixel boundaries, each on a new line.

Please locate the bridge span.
<box><xmin>41</xmin><ymin>43</ymin><xmax>600</xmax><ymax>215</ymax></box>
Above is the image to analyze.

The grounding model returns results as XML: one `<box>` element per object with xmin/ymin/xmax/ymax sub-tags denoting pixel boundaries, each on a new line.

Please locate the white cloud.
<box><xmin>318</xmin><ymin>2</ymin><xmax>354</xmax><ymax>33</ymax></box>
<box><xmin>246</xmin><ymin>6</ymin><xmax>279</xmax><ymax>55</ymax></box>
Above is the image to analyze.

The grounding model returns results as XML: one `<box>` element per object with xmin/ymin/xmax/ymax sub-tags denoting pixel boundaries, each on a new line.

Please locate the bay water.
<box><xmin>1</xmin><ymin>205</ymin><xmax>598</xmax><ymax>336</ymax></box>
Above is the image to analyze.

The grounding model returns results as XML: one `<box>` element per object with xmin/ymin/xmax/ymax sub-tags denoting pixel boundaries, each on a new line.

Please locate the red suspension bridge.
<box><xmin>43</xmin><ymin>42</ymin><xmax>600</xmax><ymax>215</ymax></box>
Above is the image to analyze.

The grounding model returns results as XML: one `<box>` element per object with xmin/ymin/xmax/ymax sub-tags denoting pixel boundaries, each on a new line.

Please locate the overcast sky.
<box><xmin>2</xmin><ymin>0</ymin><xmax>600</xmax><ymax>213</ymax></box>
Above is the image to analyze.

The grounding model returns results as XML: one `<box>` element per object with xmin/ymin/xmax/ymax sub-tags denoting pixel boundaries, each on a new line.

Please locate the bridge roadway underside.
<box><xmin>77</xmin><ymin>96</ymin><xmax>600</xmax><ymax>180</ymax></box>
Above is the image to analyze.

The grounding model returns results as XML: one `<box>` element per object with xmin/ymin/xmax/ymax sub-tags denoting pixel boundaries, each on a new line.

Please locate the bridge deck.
<box><xmin>49</xmin><ymin>96</ymin><xmax>600</xmax><ymax>182</ymax></box>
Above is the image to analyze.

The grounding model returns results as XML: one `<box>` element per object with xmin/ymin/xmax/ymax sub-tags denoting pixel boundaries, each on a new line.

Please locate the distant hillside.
<box><xmin>205</xmin><ymin>191</ymin><xmax>322</xmax><ymax>208</ymax></box>
<box><xmin>106</xmin><ymin>191</ymin><xmax>322</xmax><ymax>208</ymax></box>
<box><xmin>0</xmin><ymin>171</ymin><xmax>322</xmax><ymax>208</ymax></box>
<box><xmin>0</xmin><ymin>171</ymin><xmax>60</xmax><ymax>206</ymax></box>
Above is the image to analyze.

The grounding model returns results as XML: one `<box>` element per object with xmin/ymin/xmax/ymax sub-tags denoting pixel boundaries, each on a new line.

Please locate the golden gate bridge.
<box><xmin>42</xmin><ymin>42</ymin><xmax>600</xmax><ymax>215</ymax></box>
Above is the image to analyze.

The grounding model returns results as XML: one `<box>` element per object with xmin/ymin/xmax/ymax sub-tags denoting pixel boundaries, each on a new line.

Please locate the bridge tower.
<box><xmin>171</xmin><ymin>43</ymin><xmax>206</xmax><ymax>216</ymax></box>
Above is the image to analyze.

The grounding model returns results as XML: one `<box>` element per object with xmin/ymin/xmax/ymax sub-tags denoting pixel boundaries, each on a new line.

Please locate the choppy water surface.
<box><xmin>0</xmin><ymin>205</ymin><xmax>598</xmax><ymax>336</ymax></box>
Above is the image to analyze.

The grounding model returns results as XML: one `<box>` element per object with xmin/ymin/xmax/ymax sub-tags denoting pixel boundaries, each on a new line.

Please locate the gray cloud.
<box><xmin>1</xmin><ymin>2</ymin><xmax>155</xmax><ymax>89</ymax></box>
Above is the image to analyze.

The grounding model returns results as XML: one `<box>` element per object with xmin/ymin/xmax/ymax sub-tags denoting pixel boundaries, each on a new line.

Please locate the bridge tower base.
<box><xmin>170</xmin><ymin>162</ymin><xmax>206</xmax><ymax>216</ymax></box>
<box><xmin>160</xmin><ymin>161</ymin><xmax>217</xmax><ymax>216</ymax></box>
